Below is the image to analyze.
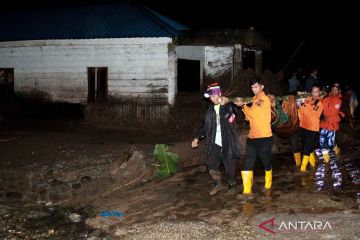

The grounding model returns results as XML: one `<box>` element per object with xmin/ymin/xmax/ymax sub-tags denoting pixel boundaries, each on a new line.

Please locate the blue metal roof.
<box><xmin>0</xmin><ymin>1</ymin><xmax>189</xmax><ymax>42</ymax></box>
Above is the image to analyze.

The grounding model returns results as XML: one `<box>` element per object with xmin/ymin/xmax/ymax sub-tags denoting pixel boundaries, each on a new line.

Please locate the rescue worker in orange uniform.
<box><xmin>293</xmin><ymin>83</ymin><xmax>324</xmax><ymax>172</ymax></box>
<box><xmin>234</xmin><ymin>77</ymin><xmax>273</xmax><ymax>196</ymax></box>
<box><xmin>318</xmin><ymin>83</ymin><xmax>345</xmax><ymax>162</ymax></box>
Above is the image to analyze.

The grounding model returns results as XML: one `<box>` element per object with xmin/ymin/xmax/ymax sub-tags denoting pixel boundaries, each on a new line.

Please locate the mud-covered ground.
<box><xmin>0</xmin><ymin>103</ymin><xmax>360</xmax><ymax>239</ymax></box>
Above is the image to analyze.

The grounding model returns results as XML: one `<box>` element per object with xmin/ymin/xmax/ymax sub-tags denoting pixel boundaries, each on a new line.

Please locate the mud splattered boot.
<box><xmin>322</xmin><ymin>150</ymin><xmax>330</xmax><ymax>163</ymax></box>
<box><xmin>265</xmin><ymin>169</ymin><xmax>272</xmax><ymax>190</ymax></box>
<box><xmin>227</xmin><ymin>179</ymin><xmax>236</xmax><ymax>194</ymax></box>
<box><xmin>309</xmin><ymin>152</ymin><xmax>316</xmax><ymax>167</ymax></box>
<box><xmin>237</xmin><ymin>171</ymin><xmax>254</xmax><ymax>200</ymax></box>
<box><xmin>293</xmin><ymin>152</ymin><xmax>301</xmax><ymax>168</ymax></box>
<box><xmin>333</xmin><ymin>145</ymin><xmax>340</xmax><ymax>158</ymax></box>
<box><xmin>300</xmin><ymin>155</ymin><xmax>309</xmax><ymax>172</ymax></box>
<box><xmin>209</xmin><ymin>170</ymin><xmax>221</xmax><ymax>196</ymax></box>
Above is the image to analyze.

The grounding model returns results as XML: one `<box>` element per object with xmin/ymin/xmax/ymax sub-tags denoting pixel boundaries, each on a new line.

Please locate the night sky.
<box><xmin>141</xmin><ymin>0</ymin><xmax>358</xmax><ymax>86</ymax></box>
<box><xmin>4</xmin><ymin>0</ymin><xmax>359</xmax><ymax>88</ymax></box>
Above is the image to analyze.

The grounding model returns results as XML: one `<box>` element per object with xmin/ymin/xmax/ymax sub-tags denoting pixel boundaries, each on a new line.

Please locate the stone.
<box><xmin>69</xmin><ymin>213</ymin><xmax>82</xmax><ymax>223</ymax></box>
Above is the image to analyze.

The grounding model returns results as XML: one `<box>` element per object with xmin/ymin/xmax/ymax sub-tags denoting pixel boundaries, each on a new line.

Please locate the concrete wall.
<box><xmin>204</xmin><ymin>46</ymin><xmax>233</xmax><ymax>79</ymax></box>
<box><xmin>0</xmin><ymin>38</ymin><xmax>175</xmax><ymax>104</ymax></box>
<box><xmin>176</xmin><ymin>45</ymin><xmax>234</xmax><ymax>88</ymax></box>
<box><xmin>176</xmin><ymin>45</ymin><xmax>205</xmax><ymax>61</ymax></box>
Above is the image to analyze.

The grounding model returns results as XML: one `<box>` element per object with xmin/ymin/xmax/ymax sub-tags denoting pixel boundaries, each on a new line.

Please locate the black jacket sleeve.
<box><xmin>224</xmin><ymin>102</ymin><xmax>237</xmax><ymax>118</ymax></box>
<box><xmin>196</xmin><ymin>121</ymin><xmax>206</xmax><ymax>140</ymax></box>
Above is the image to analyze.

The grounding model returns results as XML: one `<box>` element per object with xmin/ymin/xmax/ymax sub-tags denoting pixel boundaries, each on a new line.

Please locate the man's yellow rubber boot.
<box><xmin>334</xmin><ymin>145</ymin><xmax>340</xmax><ymax>157</ymax></box>
<box><xmin>322</xmin><ymin>150</ymin><xmax>330</xmax><ymax>163</ymax></box>
<box><xmin>241</xmin><ymin>171</ymin><xmax>253</xmax><ymax>194</ymax></box>
<box><xmin>300</xmin><ymin>155</ymin><xmax>309</xmax><ymax>172</ymax></box>
<box><xmin>309</xmin><ymin>152</ymin><xmax>316</xmax><ymax>167</ymax></box>
<box><xmin>265</xmin><ymin>170</ymin><xmax>272</xmax><ymax>190</ymax></box>
<box><xmin>293</xmin><ymin>152</ymin><xmax>301</xmax><ymax>167</ymax></box>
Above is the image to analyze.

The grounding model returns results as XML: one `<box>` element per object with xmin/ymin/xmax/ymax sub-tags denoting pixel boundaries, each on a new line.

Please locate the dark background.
<box><xmin>4</xmin><ymin>0</ymin><xmax>359</xmax><ymax>89</ymax></box>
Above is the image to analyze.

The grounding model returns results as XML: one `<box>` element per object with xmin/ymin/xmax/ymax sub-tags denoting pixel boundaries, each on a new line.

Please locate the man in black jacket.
<box><xmin>305</xmin><ymin>67</ymin><xmax>320</xmax><ymax>92</ymax></box>
<box><xmin>191</xmin><ymin>83</ymin><xmax>240</xmax><ymax>195</ymax></box>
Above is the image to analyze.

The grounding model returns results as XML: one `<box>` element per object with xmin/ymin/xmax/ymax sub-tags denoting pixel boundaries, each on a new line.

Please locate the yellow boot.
<box><xmin>265</xmin><ymin>170</ymin><xmax>272</xmax><ymax>190</ymax></box>
<box><xmin>241</xmin><ymin>171</ymin><xmax>253</xmax><ymax>194</ymax></box>
<box><xmin>334</xmin><ymin>145</ymin><xmax>340</xmax><ymax>157</ymax></box>
<box><xmin>300</xmin><ymin>155</ymin><xmax>309</xmax><ymax>172</ymax></box>
<box><xmin>309</xmin><ymin>152</ymin><xmax>316</xmax><ymax>167</ymax></box>
<box><xmin>293</xmin><ymin>152</ymin><xmax>301</xmax><ymax>167</ymax></box>
<box><xmin>322</xmin><ymin>150</ymin><xmax>330</xmax><ymax>163</ymax></box>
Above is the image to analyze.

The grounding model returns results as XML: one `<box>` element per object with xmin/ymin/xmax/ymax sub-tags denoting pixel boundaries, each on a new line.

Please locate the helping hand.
<box><xmin>234</xmin><ymin>97</ymin><xmax>244</xmax><ymax>107</ymax></box>
<box><xmin>219</xmin><ymin>97</ymin><xmax>229</xmax><ymax>105</ymax></box>
<box><xmin>191</xmin><ymin>138</ymin><xmax>199</xmax><ymax>148</ymax></box>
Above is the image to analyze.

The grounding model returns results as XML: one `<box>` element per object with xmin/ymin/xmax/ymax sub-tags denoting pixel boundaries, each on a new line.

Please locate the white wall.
<box><xmin>0</xmin><ymin>38</ymin><xmax>174</xmax><ymax>104</ymax></box>
<box><xmin>168</xmin><ymin>46</ymin><xmax>176</xmax><ymax>105</ymax></box>
<box><xmin>204</xmin><ymin>46</ymin><xmax>233</xmax><ymax>79</ymax></box>
<box><xmin>176</xmin><ymin>45</ymin><xmax>205</xmax><ymax>62</ymax></box>
<box><xmin>176</xmin><ymin>45</ymin><xmax>234</xmax><ymax>87</ymax></box>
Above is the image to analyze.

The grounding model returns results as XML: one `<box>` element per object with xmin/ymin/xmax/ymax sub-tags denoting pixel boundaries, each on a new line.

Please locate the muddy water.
<box><xmin>89</xmin><ymin>146</ymin><xmax>360</xmax><ymax>234</ymax></box>
<box><xmin>313</xmin><ymin>147</ymin><xmax>360</xmax><ymax>201</ymax></box>
<box><xmin>0</xmin><ymin>130</ymin><xmax>359</xmax><ymax>238</ymax></box>
<box><xmin>0</xmin><ymin>201</ymin><xmax>112</xmax><ymax>239</ymax></box>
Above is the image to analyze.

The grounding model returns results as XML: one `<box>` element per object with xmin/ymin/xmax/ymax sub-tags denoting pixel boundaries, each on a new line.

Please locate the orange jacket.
<box><xmin>298</xmin><ymin>96</ymin><xmax>323</xmax><ymax>132</ymax></box>
<box><xmin>320</xmin><ymin>94</ymin><xmax>345</xmax><ymax>131</ymax></box>
<box><xmin>242</xmin><ymin>91</ymin><xmax>272</xmax><ymax>139</ymax></box>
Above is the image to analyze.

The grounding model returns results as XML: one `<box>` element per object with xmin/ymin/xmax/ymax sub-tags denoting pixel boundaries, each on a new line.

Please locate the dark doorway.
<box><xmin>88</xmin><ymin>67</ymin><xmax>108</xmax><ymax>103</ymax></box>
<box><xmin>0</xmin><ymin>68</ymin><xmax>14</xmax><ymax>104</ymax></box>
<box><xmin>243</xmin><ymin>51</ymin><xmax>255</xmax><ymax>70</ymax></box>
<box><xmin>177</xmin><ymin>59</ymin><xmax>200</xmax><ymax>92</ymax></box>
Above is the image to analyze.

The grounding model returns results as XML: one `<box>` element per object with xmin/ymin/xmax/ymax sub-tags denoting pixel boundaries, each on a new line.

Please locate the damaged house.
<box><xmin>176</xmin><ymin>28</ymin><xmax>271</xmax><ymax>92</ymax></box>
<box><xmin>0</xmin><ymin>2</ymin><xmax>187</xmax><ymax>123</ymax></box>
<box><xmin>0</xmin><ymin>2</ymin><xmax>269</xmax><ymax>124</ymax></box>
